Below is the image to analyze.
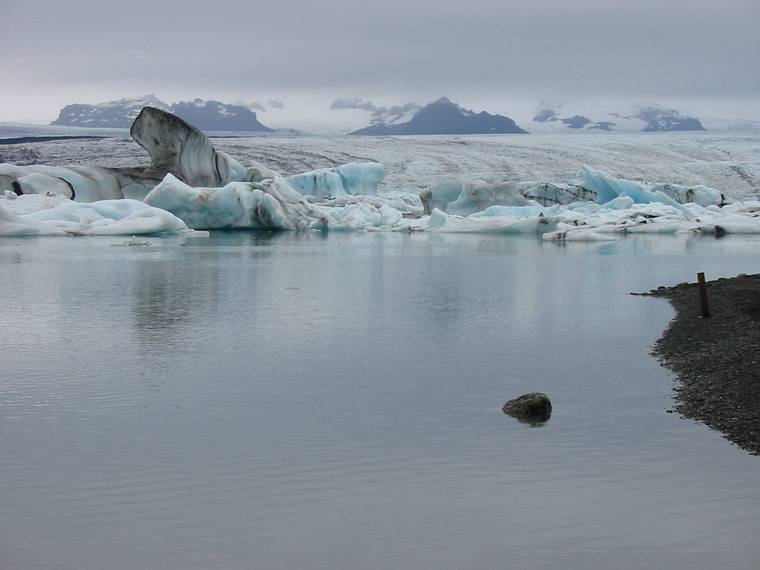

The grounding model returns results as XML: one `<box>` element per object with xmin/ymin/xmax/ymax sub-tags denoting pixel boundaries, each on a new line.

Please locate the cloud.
<box><xmin>1</xmin><ymin>0</ymin><xmax>759</xmax><ymax>122</ymax></box>
<box><xmin>330</xmin><ymin>98</ymin><xmax>378</xmax><ymax>112</ymax></box>
<box><xmin>331</xmin><ymin>98</ymin><xmax>422</xmax><ymax>125</ymax></box>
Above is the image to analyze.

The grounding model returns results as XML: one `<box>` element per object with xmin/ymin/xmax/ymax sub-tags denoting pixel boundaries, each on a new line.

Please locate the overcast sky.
<box><xmin>2</xmin><ymin>0</ymin><xmax>759</xmax><ymax>124</ymax></box>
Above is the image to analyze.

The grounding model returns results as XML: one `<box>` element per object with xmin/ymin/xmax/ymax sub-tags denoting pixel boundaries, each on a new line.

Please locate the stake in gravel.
<box><xmin>697</xmin><ymin>272</ymin><xmax>711</xmax><ymax>318</ymax></box>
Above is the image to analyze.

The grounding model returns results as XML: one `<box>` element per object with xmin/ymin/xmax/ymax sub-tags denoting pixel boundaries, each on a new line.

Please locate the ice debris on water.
<box><xmin>1</xmin><ymin>106</ymin><xmax>759</xmax><ymax>237</ymax></box>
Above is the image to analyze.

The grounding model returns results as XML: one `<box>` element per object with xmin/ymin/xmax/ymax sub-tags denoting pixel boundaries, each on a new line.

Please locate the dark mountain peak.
<box><xmin>351</xmin><ymin>98</ymin><xmax>527</xmax><ymax>135</ymax></box>
<box><xmin>635</xmin><ymin>106</ymin><xmax>706</xmax><ymax>132</ymax></box>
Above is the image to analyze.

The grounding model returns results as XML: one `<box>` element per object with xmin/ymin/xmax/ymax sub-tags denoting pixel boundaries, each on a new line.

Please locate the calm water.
<box><xmin>1</xmin><ymin>232</ymin><xmax>759</xmax><ymax>570</ymax></box>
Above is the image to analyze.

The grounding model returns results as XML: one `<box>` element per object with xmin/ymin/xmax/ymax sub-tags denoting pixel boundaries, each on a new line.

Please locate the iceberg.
<box><xmin>0</xmin><ymin>106</ymin><xmax>249</xmax><ymax>205</ymax></box>
<box><xmin>0</xmin><ymin>194</ymin><xmax>189</xmax><ymax>236</ymax></box>
<box><xmin>426</xmin><ymin>208</ymin><xmax>560</xmax><ymax>234</ymax></box>
<box><xmin>288</xmin><ymin>162</ymin><xmax>385</xmax><ymax>198</ymax></box>
<box><xmin>0</xmin><ymin>163</ymin><xmax>123</xmax><ymax>202</ymax></box>
<box><xmin>420</xmin><ymin>179</ymin><xmax>595</xmax><ymax>215</ymax></box>
<box><xmin>130</xmin><ymin>106</ymin><xmax>247</xmax><ymax>187</ymax></box>
<box><xmin>582</xmin><ymin>166</ymin><xmax>725</xmax><ymax>208</ymax></box>
<box><xmin>144</xmin><ymin>174</ymin><xmax>315</xmax><ymax>231</ymax></box>
<box><xmin>143</xmin><ymin>172</ymin><xmax>414</xmax><ymax>232</ymax></box>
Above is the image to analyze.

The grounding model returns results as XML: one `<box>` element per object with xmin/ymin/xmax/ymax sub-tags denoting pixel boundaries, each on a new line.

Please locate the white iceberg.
<box><xmin>144</xmin><ymin>174</ymin><xmax>315</xmax><ymax>231</ymax></box>
<box><xmin>143</xmin><ymin>172</ymin><xmax>416</xmax><ymax>232</ymax></box>
<box><xmin>425</xmin><ymin>208</ymin><xmax>560</xmax><ymax>234</ymax></box>
<box><xmin>0</xmin><ymin>163</ymin><xmax>124</xmax><ymax>202</ymax></box>
<box><xmin>0</xmin><ymin>194</ymin><xmax>189</xmax><ymax>236</ymax></box>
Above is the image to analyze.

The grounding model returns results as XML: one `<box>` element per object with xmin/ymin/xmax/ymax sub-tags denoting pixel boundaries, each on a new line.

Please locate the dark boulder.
<box><xmin>502</xmin><ymin>393</ymin><xmax>552</xmax><ymax>424</ymax></box>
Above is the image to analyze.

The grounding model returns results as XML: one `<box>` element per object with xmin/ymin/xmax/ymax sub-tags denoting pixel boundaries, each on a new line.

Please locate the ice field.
<box><xmin>1</xmin><ymin>118</ymin><xmax>759</xmax><ymax>236</ymax></box>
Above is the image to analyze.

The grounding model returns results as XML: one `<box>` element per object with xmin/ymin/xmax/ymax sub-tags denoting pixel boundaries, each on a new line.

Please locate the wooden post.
<box><xmin>697</xmin><ymin>272</ymin><xmax>710</xmax><ymax>318</ymax></box>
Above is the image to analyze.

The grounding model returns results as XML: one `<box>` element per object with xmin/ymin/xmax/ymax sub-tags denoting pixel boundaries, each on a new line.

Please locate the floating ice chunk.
<box><xmin>421</xmin><ymin>180</ymin><xmax>529</xmax><ymax>215</ymax></box>
<box><xmin>583</xmin><ymin>166</ymin><xmax>685</xmax><ymax>209</ymax></box>
<box><xmin>15</xmin><ymin>172</ymin><xmax>74</xmax><ymax>199</ymax></box>
<box><xmin>426</xmin><ymin>208</ymin><xmax>560</xmax><ymax>233</ymax></box>
<box><xmin>446</xmin><ymin>181</ymin><xmax>531</xmax><ymax>215</ymax></box>
<box><xmin>650</xmin><ymin>183</ymin><xmax>726</xmax><ymax>207</ymax></box>
<box><xmin>288</xmin><ymin>162</ymin><xmax>385</xmax><ymax>198</ymax></box>
<box><xmin>607</xmin><ymin>196</ymin><xmax>635</xmax><ymax>210</ymax></box>
<box><xmin>314</xmin><ymin>201</ymin><xmax>403</xmax><ymax>231</ymax></box>
<box><xmin>311</xmin><ymin>192</ymin><xmax>424</xmax><ymax>217</ymax></box>
<box><xmin>420</xmin><ymin>179</ymin><xmax>592</xmax><ymax>215</ymax></box>
<box><xmin>520</xmin><ymin>182</ymin><xmax>596</xmax><ymax>206</ymax></box>
<box><xmin>543</xmin><ymin>229</ymin><xmax>619</xmax><ymax>241</ymax></box>
<box><xmin>289</xmin><ymin>169</ymin><xmax>345</xmax><ymax>198</ymax></box>
<box><xmin>335</xmin><ymin>163</ymin><xmax>385</xmax><ymax>196</ymax></box>
<box><xmin>143</xmin><ymin>173</ymin><xmax>411</xmax><ymax>232</ymax></box>
<box><xmin>0</xmin><ymin>163</ymin><xmax>123</xmax><ymax>202</ymax></box>
<box><xmin>582</xmin><ymin>166</ymin><xmax>724</xmax><ymax>208</ymax></box>
<box><xmin>144</xmin><ymin>174</ymin><xmax>316</xmax><ymax>230</ymax></box>
<box><xmin>0</xmin><ymin>196</ymin><xmax>188</xmax><ymax>236</ymax></box>
<box><xmin>472</xmin><ymin>204</ymin><xmax>560</xmax><ymax>218</ymax></box>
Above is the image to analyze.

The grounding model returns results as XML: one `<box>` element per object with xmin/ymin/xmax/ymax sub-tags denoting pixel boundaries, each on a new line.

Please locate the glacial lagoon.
<box><xmin>1</xmin><ymin>232</ymin><xmax>759</xmax><ymax>569</ymax></box>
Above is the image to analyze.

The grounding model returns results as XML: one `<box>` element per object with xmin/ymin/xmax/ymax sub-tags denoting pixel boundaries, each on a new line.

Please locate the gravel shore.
<box><xmin>644</xmin><ymin>274</ymin><xmax>760</xmax><ymax>455</ymax></box>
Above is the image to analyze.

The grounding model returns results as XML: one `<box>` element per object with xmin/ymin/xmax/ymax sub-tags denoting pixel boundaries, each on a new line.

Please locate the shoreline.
<box><xmin>644</xmin><ymin>274</ymin><xmax>760</xmax><ymax>455</ymax></box>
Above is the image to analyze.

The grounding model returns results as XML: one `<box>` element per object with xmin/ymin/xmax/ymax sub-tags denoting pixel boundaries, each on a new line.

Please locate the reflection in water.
<box><xmin>130</xmin><ymin>259</ymin><xmax>203</xmax><ymax>345</ymax></box>
<box><xmin>1</xmin><ymin>233</ymin><xmax>760</xmax><ymax>570</ymax></box>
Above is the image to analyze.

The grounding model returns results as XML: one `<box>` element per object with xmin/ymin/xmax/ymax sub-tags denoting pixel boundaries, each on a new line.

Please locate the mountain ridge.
<box><xmin>52</xmin><ymin>96</ymin><xmax>274</xmax><ymax>132</ymax></box>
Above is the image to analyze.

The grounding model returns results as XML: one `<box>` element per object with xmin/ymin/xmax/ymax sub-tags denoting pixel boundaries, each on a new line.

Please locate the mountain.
<box><xmin>168</xmin><ymin>99</ymin><xmax>273</xmax><ymax>132</ymax></box>
<box><xmin>52</xmin><ymin>96</ymin><xmax>274</xmax><ymax>131</ymax></box>
<box><xmin>51</xmin><ymin>95</ymin><xmax>170</xmax><ymax>128</ymax></box>
<box><xmin>634</xmin><ymin>106</ymin><xmax>706</xmax><ymax>132</ymax></box>
<box><xmin>533</xmin><ymin>109</ymin><xmax>618</xmax><ymax>131</ymax></box>
<box><xmin>532</xmin><ymin>105</ymin><xmax>706</xmax><ymax>132</ymax></box>
<box><xmin>351</xmin><ymin>97</ymin><xmax>527</xmax><ymax>135</ymax></box>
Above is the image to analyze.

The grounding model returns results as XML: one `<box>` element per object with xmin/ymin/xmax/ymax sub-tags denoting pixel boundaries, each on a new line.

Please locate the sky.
<box><xmin>2</xmin><ymin>0</ymin><xmax>759</xmax><ymax>127</ymax></box>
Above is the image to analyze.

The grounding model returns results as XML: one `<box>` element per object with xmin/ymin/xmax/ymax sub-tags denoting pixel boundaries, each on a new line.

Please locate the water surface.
<box><xmin>1</xmin><ymin>233</ymin><xmax>759</xmax><ymax>570</ymax></box>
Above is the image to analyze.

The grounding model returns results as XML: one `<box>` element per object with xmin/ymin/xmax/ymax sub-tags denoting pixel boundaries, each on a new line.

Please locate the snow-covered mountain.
<box><xmin>52</xmin><ymin>96</ymin><xmax>273</xmax><ymax>131</ymax></box>
<box><xmin>51</xmin><ymin>95</ymin><xmax>170</xmax><ymax>128</ymax></box>
<box><xmin>532</xmin><ymin>105</ymin><xmax>706</xmax><ymax>132</ymax></box>
<box><xmin>351</xmin><ymin>97</ymin><xmax>527</xmax><ymax>135</ymax></box>
<box><xmin>168</xmin><ymin>99</ymin><xmax>273</xmax><ymax>132</ymax></box>
<box><xmin>633</xmin><ymin>106</ymin><xmax>706</xmax><ymax>132</ymax></box>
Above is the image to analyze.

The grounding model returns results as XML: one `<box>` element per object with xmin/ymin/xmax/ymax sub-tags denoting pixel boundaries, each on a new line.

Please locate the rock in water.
<box><xmin>130</xmin><ymin>106</ymin><xmax>244</xmax><ymax>188</ymax></box>
<box><xmin>502</xmin><ymin>393</ymin><xmax>552</xmax><ymax>424</ymax></box>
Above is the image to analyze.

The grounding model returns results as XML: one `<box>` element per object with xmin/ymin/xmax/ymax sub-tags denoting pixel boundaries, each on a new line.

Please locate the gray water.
<box><xmin>1</xmin><ymin>233</ymin><xmax>759</xmax><ymax>570</ymax></box>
